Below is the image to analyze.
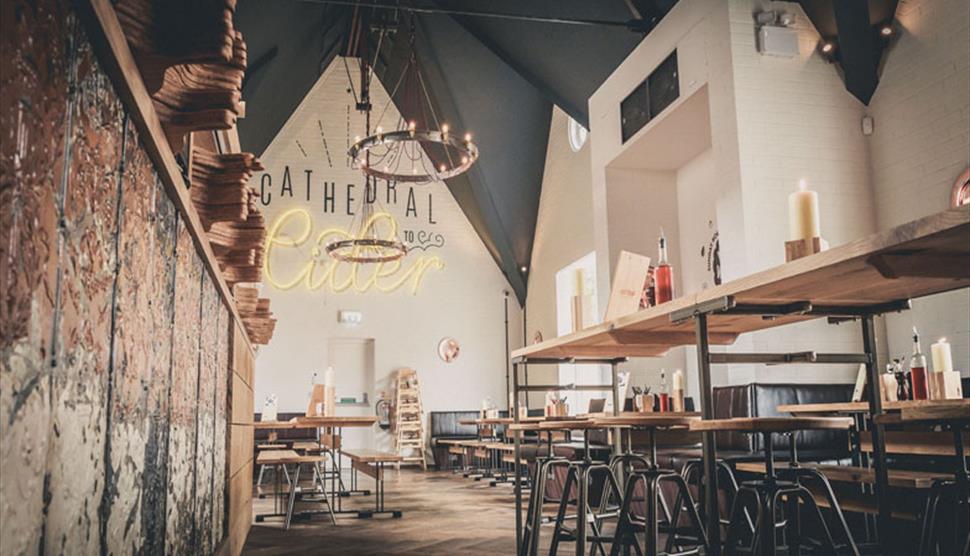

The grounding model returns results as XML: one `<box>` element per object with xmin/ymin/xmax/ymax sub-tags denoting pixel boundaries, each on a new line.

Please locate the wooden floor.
<box><xmin>243</xmin><ymin>468</ymin><xmax>519</xmax><ymax>555</ymax></box>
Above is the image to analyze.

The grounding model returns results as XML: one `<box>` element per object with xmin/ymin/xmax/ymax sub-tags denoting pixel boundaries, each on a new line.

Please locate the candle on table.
<box><xmin>931</xmin><ymin>338</ymin><xmax>953</xmax><ymax>373</ymax></box>
<box><xmin>788</xmin><ymin>179</ymin><xmax>821</xmax><ymax>241</ymax></box>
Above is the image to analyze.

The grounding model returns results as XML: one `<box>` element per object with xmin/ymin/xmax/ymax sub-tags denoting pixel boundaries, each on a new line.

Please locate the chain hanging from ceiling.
<box><xmin>347</xmin><ymin>18</ymin><xmax>479</xmax><ymax>184</ymax></box>
<box><xmin>326</xmin><ymin>24</ymin><xmax>408</xmax><ymax>264</ymax></box>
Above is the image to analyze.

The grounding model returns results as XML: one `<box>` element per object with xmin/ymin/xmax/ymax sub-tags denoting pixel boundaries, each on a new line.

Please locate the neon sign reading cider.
<box><xmin>264</xmin><ymin>208</ymin><xmax>444</xmax><ymax>294</ymax></box>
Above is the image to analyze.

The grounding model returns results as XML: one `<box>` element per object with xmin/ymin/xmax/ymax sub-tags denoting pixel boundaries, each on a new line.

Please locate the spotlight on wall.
<box><xmin>879</xmin><ymin>24</ymin><xmax>893</xmax><ymax>37</ymax></box>
<box><xmin>519</xmin><ymin>265</ymin><xmax>528</xmax><ymax>273</ymax></box>
<box><xmin>818</xmin><ymin>39</ymin><xmax>838</xmax><ymax>62</ymax></box>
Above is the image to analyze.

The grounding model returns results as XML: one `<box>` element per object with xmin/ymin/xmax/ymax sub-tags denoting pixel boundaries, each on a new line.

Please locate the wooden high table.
<box><xmin>509</xmin><ymin>205</ymin><xmax>970</xmax><ymax>555</ymax></box>
<box><xmin>255</xmin><ymin>416</ymin><xmax>378</xmax><ymax>517</ymax></box>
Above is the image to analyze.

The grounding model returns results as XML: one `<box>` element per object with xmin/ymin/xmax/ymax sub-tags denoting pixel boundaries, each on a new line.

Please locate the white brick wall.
<box><xmin>253</xmin><ymin>58</ymin><xmax>524</xmax><ymax>450</ymax></box>
<box><xmin>868</xmin><ymin>0</ymin><xmax>970</xmax><ymax>374</ymax></box>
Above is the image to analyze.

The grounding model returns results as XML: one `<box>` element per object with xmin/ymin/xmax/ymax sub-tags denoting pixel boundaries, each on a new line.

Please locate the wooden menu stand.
<box><xmin>785</xmin><ymin>236</ymin><xmax>828</xmax><ymax>262</ymax></box>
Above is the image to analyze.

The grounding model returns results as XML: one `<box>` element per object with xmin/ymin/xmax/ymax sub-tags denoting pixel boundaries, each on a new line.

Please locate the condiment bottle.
<box><xmin>658</xmin><ymin>369</ymin><xmax>669</xmax><ymax>412</ymax></box>
<box><xmin>909</xmin><ymin>327</ymin><xmax>928</xmax><ymax>400</ymax></box>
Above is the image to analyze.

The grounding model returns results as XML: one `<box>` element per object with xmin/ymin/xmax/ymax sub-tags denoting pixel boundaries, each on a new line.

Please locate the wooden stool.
<box><xmin>690</xmin><ymin>417</ymin><xmax>853</xmax><ymax>555</ymax></box>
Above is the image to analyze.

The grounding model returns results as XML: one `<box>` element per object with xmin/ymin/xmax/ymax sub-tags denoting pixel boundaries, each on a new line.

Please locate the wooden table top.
<box><xmin>513</xmin><ymin>205</ymin><xmax>969</xmax><ymax>360</ymax></box>
<box><xmin>593</xmin><ymin>414</ymin><xmax>700</xmax><ymax>428</ymax></box>
<box><xmin>874</xmin><ymin>399</ymin><xmax>970</xmax><ymax>425</ymax></box>
<box><xmin>340</xmin><ymin>449</ymin><xmax>404</xmax><ymax>463</ymax></box>
<box><xmin>255</xmin><ymin>449</ymin><xmax>302</xmax><ymax>465</ymax></box>
<box><xmin>777</xmin><ymin>399</ymin><xmax>969</xmax><ymax>415</ymax></box>
<box><xmin>537</xmin><ymin>419</ymin><xmax>599</xmax><ymax>430</ymax></box>
<box><xmin>689</xmin><ymin>417</ymin><xmax>854</xmax><ymax>433</ymax></box>
<box><xmin>253</xmin><ymin>416</ymin><xmax>378</xmax><ymax>429</ymax></box>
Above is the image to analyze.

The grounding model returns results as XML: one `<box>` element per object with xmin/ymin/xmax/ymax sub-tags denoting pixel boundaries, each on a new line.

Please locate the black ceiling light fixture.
<box><xmin>798</xmin><ymin>0</ymin><xmax>900</xmax><ymax>105</ymax></box>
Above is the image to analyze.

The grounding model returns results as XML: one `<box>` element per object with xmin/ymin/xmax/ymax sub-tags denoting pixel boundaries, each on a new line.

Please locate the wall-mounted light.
<box><xmin>818</xmin><ymin>39</ymin><xmax>838</xmax><ymax>62</ymax></box>
<box><xmin>520</xmin><ymin>265</ymin><xmax>528</xmax><ymax>273</ymax></box>
<box><xmin>879</xmin><ymin>25</ymin><xmax>893</xmax><ymax>37</ymax></box>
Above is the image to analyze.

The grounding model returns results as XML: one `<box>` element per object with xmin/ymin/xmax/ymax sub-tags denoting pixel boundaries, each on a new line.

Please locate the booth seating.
<box><xmin>430</xmin><ymin>411</ymin><xmax>481</xmax><ymax>468</ymax></box>
<box><xmin>654</xmin><ymin>383</ymin><xmax>854</xmax><ymax>471</ymax></box>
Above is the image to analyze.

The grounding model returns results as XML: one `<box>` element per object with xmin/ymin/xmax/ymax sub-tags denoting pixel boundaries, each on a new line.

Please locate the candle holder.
<box><xmin>928</xmin><ymin>371</ymin><xmax>963</xmax><ymax>400</ymax></box>
<box><xmin>785</xmin><ymin>236</ymin><xmax>828</xmax><ymax>262</ymax></box>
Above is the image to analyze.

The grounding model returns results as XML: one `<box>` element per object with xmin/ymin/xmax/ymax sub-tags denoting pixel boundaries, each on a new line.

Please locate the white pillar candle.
<box><xmin>575</xmin><ymin>268</ymin><xmax>585</xmax><ymax>296</ymax></box>
<box><xmin>931</xmin><ymin>338</ymin><xmax>953</xmax><ymax>373</ymax></box>
<box><xmin>788</xmin><ymin>179</ymin><xmax>821</xmax><ymax>241</ymax></box>
<box><xmin>672</xmin><ymin>369</ymin><xmax>685</xmax><ymax>390</ymax></box>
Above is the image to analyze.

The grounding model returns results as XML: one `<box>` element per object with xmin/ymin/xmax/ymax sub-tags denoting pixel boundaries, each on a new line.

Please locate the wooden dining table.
<box><xmin>254</xmin><ymin>415</ymin><xmax>378</xmax><ymax>517</ymax></box>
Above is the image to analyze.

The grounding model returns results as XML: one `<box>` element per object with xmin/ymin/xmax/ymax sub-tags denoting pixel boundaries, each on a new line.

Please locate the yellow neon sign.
<box><xmin>264</xmin><ymin>208</ymin><xmax>444</xmax><ymax>294</ymax></box>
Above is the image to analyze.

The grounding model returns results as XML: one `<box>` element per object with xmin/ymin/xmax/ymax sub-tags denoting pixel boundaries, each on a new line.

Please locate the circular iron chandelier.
<box><xmin>348</xmin><ymin>19</ymin><xmax>478</xmax><ymax>185</ymax></box>
<box><xmin>326</xmin><ymin>27</ymin><xmax>407</xmax><ymax>264</ymax></box>
<box><xmin>350</xmin><ymin>126</ymin><xmax>478</xmax><ymax>183</ymax></box>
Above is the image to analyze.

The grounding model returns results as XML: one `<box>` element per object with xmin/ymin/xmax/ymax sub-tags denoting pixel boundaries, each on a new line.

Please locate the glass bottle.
<box><xmin>658</xmin><ymin>369</ymin><xmax>669</xmax><ymax>412</ymax></box>
<box><xmin>910</xmin><ymin>327</ymin><xmax>929</xmax><ymax>400</ymax></box>
<box><xmin>655</xmin><ymin>229</ymin><xmax>674</xmax><ymax>304</ymax></box>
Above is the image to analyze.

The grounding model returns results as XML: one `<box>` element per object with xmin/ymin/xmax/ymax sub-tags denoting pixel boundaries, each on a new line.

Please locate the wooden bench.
<box><xmin>342</xmin><ymin>449</ymin><xmax>404</xmax><ymax>518</ymax></box>
<box><xmin>735</xmin><ymin>462</ymin><xmax>950</xmax><ymax>489</ymax></box>
<box><xmin>254</xmin><ymin>451</ymin><xmax>333</xmax><ymax>528</ymax></box>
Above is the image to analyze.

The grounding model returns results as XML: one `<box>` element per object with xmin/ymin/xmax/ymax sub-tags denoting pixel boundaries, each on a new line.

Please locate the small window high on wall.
<box><xmin>555</xmin><ymin>252</ymin><xmax>611</xmax><ymax>413</ymax></box>
<box><xmin>620</xmin><ymin>50</ymin><xmax>680</xmax><ymax>143</ymax></box>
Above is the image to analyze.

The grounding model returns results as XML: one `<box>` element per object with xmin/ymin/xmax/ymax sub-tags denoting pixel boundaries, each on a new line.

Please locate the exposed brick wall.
<box><xmin>1</xmin><ymin>1</ymin><xmax>234</xmax><ymax>553</ymax></box>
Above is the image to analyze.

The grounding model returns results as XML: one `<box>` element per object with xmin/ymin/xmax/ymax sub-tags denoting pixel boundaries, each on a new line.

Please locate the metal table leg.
<box><xmin>695</xmin><ymin>312</ymin><xmax>721</xmax><ymax>555</ymax></box>
<box><xmin>861</xmin><ymin>315</ymin><xmax>890</xmax><ymax>550</ymax></box>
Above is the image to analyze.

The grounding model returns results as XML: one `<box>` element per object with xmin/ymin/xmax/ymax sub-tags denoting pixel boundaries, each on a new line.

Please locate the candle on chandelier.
<box><xmin>788</xmin><ymin>179</ymin><xmax>821</xmax><ymax>241</ymax></box>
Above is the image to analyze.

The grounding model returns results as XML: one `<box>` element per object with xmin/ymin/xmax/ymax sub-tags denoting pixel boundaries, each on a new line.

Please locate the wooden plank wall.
<box><xmin>223</xmin><ymin>323</ymin><xmax>256</xmax><ymax>556</ymax></box>
<box><xmin>0</xmin><ymin>1</ymin><xmax>246</xmax><ymax>553</ymax></box>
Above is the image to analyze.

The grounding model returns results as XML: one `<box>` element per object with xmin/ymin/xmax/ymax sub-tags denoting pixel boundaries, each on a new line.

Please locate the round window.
<box><xmin>568</xmin><ymin>117</ymin><xmax>588</xmax><ymax>152</ymax></box>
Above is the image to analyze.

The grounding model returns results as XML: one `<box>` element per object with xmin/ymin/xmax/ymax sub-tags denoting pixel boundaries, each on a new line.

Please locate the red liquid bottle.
<box><xmin>910</xmin><ymin>327</ymin><xmax>929</xmax><ymax>400</ymax></box>
<box><xmin>655</xmin><ymin>229</ymin><xmax>674</xmax><ymax>304</ymax></box>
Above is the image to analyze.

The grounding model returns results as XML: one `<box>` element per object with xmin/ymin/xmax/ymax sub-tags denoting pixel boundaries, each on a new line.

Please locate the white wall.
<box><xmin>525</xmin><ymin>107</ymin><xmax>597</xmax><ymax>407</ymax></box>
<box><xmin>579</xmin><ymin>0</ymin><xmax>969</xmax><ymax>392</ymax></box>
<box><xmin>253</xmin><ymin>57</ymin><xmax>523</xmax><ymax>452</ymax></box>
<box><xmin>728</xmin><ymin>0</ymin><xmax>881</xmax><ymax>384</ymax></box>
<box><xmin>867</xmin><ymin>0</ymin><xmax>970</xmax><ymax>374</ymax></box>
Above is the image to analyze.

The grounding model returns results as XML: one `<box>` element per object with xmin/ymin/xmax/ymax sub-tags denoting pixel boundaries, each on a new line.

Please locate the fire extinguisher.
<box><xmin>375</xmin><ymin>391</ymin><xmax>392</xmax><ymax>430</ymax></box>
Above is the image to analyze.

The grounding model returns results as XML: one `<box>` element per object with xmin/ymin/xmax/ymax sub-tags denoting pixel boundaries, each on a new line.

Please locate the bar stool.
<box><xmin>518</xmin><ymin>425</ymin><xmax>564</xmax><ymax>556</ymax></box>
<box><xmin>680</xmin><ymin>458</ymin><xmax>750</xmax><ymax>541</ymax></box>
<box><xmin>605</xmin><ymin>416</ymin><xmax>709</xmax><ymax>556</ymax></box>
<box><xmin>689</xmin><ymin>417</ymin><xmax>853</xmax><ymax>555</ymax></box>
<box><xmin>546</xmin><ymin>421</ymin><xmax>624</xmax><ymax>556</ymax></box>
<box><xmin>774</xmin><ymin>432</ymin><xmax>859</xmax><ymax>556</ymax></box>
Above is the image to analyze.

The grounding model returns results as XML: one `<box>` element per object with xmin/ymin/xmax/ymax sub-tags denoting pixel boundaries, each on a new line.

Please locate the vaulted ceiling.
<box><xmin>235</xmin><ymin>0</ymin><xmax>677</xmax><ymax>304</ymax></box>
<box><xmin>235</xmin><ymin>0</ymin><xmax>900</xmax><ymax>304</ymax></box>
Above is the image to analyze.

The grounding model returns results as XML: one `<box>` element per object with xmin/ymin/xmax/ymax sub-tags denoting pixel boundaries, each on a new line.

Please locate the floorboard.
<box><xmin>243</xmin><ymin>468</ymin><xmax>520</xmax><ymax>555</ymax></box>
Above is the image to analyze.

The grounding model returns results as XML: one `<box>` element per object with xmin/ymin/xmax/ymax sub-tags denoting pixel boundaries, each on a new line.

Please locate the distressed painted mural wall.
<box><xmin>1</xmin><ymin>1</ymin><xmax>233</xmax><ymax>554</ymax></box>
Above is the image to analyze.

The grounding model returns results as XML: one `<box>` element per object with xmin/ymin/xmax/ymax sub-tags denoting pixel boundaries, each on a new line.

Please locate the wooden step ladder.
<box><xmin>394</xmin><ymin>368</ymin><xmax>427</xmax><ymax>470</ymax></box>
